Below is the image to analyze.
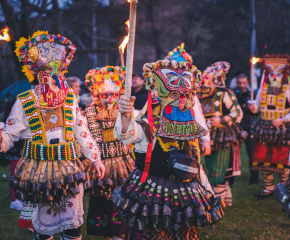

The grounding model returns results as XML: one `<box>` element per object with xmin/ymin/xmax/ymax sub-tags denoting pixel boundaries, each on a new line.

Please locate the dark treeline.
<box><xmin>1</xmin><ymin>0</ymin><xmax>290</xmax><ymax>90</ymax></box>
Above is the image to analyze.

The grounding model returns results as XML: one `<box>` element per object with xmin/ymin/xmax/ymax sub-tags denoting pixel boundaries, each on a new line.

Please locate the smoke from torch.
<box><xmin>0</xmin><ymin>27</ymin><xmax>10</xmax><ymax>42</ymax></box>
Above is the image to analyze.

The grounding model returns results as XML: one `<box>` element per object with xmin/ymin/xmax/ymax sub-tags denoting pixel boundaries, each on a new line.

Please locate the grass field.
<box><xmin>0</xmin><ymin>144</ymin><xmax>289</xmax><ymax>240</ymax></box>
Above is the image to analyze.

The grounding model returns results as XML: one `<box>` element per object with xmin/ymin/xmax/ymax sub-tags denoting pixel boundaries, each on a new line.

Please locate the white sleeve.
<box><xmin>1</xmin><ymin>99</ymin><xmax>31</xmax><ymax>152</ymax></box>
<box><xmin>282</xmin><ymin>113</ymin><xmax>290</xmax><ymax>123</ymax></box>
<box><xmin>73</xmin><ymin>97</ymin><xmax>101</xmax><ymax>165</ymax></box>
<box><xmin>114</xmin><ymin>113</ymin><xmax>146</xmax><ymax>145</ymax></box>
<box><xmin>223</xmin><ymin>92</ymin><xmax>243</xmax><ymax>123</ymax></box>
<box><xmin>200</xmin><ymin>165</ymin><xmax>214</xmax><ymax>195</ymax></box>
<box><xmin>252</xmin><ymin>88</ymin><xmax>261</xmax><ymax>113</ymax></box>
<box><xmin>193</xmin><ymin>96</ymin><xmax>210</xmax><ymax>143</ymax></box>
<box><xmin>281</xmin><ymin>88</ymin><xmax>290</xmax><ymax>122</ymax></box>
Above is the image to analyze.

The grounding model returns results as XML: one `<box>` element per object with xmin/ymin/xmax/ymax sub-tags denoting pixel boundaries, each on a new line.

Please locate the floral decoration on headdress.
<box><xmin>202</xmin><ymin>61</ymin><xmax>230</xmax><ymax>88</ymax></box>
<box><xmin>85</xmin><ymin>66</ymin><xmax>126</xmax><ymax>102</ymax></box>
<box><xmin>15</xmin><ymin>30</ymin><xmax>76</xmax><ymax>82</ymax></box>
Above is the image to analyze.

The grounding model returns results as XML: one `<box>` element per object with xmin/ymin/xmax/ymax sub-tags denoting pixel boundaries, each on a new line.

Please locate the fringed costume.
<box><xmin>110</xmin><ymin>46</ymin><xmax>225</xmax><ymax>240</ymax></box>
<box><xmin>250</xmin><ymin>54</ymin><xmax>290</xmax><ymax>198</ymax></box>
<box><xmin>82</xmin><ymin>66</ymin><xmax>135</xmax><ymax>239</ymax></box>
<box><xmin>1</xmin><ymin>31</ymin><xmax>102</xmax><ymax>239</ymax></box>
<box><xmin>197</xmin><ymin>61</ymin><xmax>246</xmax><ymax>206</ymax></box>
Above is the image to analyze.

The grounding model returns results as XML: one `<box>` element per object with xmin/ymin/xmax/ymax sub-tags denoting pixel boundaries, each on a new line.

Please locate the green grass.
<box><xmin>0</xmin><ymin>144</ymin><xmax>289</xmax><ymax>239</ymax></box>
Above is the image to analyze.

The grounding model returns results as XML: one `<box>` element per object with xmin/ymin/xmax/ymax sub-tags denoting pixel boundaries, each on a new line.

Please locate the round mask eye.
<box><xmin>169</xmin><ymin>92</ymin><xmax>180</xmax><ymax>99</ymax></box>
<box><xmin>276</xmin><ymin>73</ymin><xmax>282</xmax><ymax>78</ymax></box>
<box><xmin>100</xmin><ymin>93</ymin><xmax>108</xmax><ymax>99</ymax></box>
<box><xmin>184</xmin><ymin>93</ymin><xmax>191</xmax><ymax>101</ymax></box>
<box><xmin>112</xmin><ymin>92</ymin><xmax>119</xmax><ymax>99</ymax></box>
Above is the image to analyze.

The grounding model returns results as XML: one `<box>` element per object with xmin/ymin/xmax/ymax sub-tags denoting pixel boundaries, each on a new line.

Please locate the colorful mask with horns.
<box><xmin>143</xmin><ymin>46</ymin><xmax>207</xmax><ymax>140</ymax></box>
<box><xmin>197</xmin><ymin>61</ymin><xmax>230</xmax><ymax>99</ymax></box>
<box><xmin>15</xmin><ymin>31</ymin><xmax>76</xmax><ymax>110</ymax></box>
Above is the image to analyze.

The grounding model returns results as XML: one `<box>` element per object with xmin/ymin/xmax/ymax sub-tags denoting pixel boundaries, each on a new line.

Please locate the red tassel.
<box><xmin>140</xmin><ymin>92</ymin><xmax>154</xmax><ymax>183</ymax></box>
<box><xmin>18</xmin><ymin>219</ymin><xmax>33</xmax><ymax>229</ymax></box>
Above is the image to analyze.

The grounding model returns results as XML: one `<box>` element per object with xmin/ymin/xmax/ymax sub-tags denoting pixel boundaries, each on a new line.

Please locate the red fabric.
<box><xmin>10</xmin><ymin>160</ymin><xmax>19</xmax><ymax>201</ymax></box>
<box><xmin>18</xmin><ymin>219</ymin><xmax>33</xmax><ymax>229</ymax></box>
<box><xmin>253</xmin><ymin>142</ymin><xmax>289</xmax><ymax>165</ymax></box>
<box><xmin>140</xmin><ymin>92</ymin><xmax>154</xmax><ymax>183</ymax></box>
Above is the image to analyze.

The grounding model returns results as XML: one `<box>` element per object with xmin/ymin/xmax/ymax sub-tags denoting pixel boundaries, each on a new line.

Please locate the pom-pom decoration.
<box><xmin>201</xmin><ymin>61</ymin><xmax>230</xmax><ymax>88</ymax></box>
<box><xmin>164</xmin><ymin>45</ymin><xmax>193</xmax><ymax>64</ymax></box>
<box><xmin>85</xmin><ymin>66</ymin><xmax>126</xmax><ymax>101</ymax></box>
<box><xmin>14</xmin><ymin>30</ymin><xmax>76</xmax><ymax>82</ymax></box>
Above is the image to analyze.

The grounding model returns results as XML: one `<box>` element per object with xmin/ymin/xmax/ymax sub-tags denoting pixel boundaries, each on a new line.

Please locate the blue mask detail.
<box><xmin>166</xmin><ymin>52</ymin><xmax>186</xmax><ymax>63</ymax></box>
<box><xmin>163</xmin><ymin>106</ymin><xmax>195</xmax><ymax>122</ymax></box>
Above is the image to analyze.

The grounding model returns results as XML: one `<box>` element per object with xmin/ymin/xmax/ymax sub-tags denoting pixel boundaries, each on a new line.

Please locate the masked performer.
<box><xmin>82</xmin><ymin>66</ymin><xmax>135</xmax><ymax>240</ymax></box>
<box><xmin>250</xmin><ymin>54</ymin><xmax>290</xmax><ymax>198</ymax></box>
<box><xmin>111</xmin><ymin>47</ymin><xmax>225</xmax><ymax>240</ymax></box>
<box><xmin>197</xmin><ymin>61</ymin><xmax>245</xmax><ymax>207</ymax></box>
<box><xmin>0</xmin><ymin>31</ymin><xmax>105</xmax><ymax>240</ymax></box>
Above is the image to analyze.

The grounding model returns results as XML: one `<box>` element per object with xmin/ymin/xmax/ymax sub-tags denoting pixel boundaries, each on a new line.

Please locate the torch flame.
<box><xmin>251</xmin><ymin>57</ymin><xmax>261</xmax><ymax>65</ymax></box>
<box><xmin>181</xmin><ymin>42</ymin><xmax>184</xmax><ymax>49</ymax></box>
<box><xmin>0</xmin><ymin>27</ymin><xmax>10</xmax><ymax>42</ymax></box>
<box><xmin>125</xmin><ymin>20</ymin><xmax>130</xmax><ymax>28</ymax></box>
<box><xmin>119</xmin><ymin>36</ymin><xmax>129</xmax><ymax>53</ymax></box>
<box><xmin>119</xmin><ymin>20</ymin><xmax>130</xmax><ymax>53</ymax></box>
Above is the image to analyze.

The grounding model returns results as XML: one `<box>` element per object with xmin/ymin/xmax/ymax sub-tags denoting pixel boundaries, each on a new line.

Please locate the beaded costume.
<box><xmin>111</xmin><ymin>46</ymin><xmax>225</xmax><ymax>240</ymax></box>
<box><xmin>1</xmin><ymin>31</ymin><xmax>101</xmax><ymax>238</ymax></box>
<box><xmin>82</xmin><ymin>66</ymin><xmax>135</xmax><ymax>238</ymax></box>
<box><xmin>197</xmin><ymin>61</ymin><xmax>245</xmax><ymax>206</ymax></box>
<box><xmin>251</xmin><ymin>54</ymin><xmax>290</xmax><ymax>197</ymax></box>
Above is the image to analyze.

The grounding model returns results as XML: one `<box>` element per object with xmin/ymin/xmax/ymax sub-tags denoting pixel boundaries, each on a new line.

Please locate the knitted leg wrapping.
<box><xmin>262</xmin><ymin>171</ymin><xmax>274</xmax><ymax>193</ymax></box>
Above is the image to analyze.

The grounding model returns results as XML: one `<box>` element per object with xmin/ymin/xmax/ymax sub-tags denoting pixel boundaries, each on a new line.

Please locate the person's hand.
<box><xmin>201</xmin><ymin>141</ymin><xmax>211</xmax><ymax>155</ymax></box>
<box><xmin>272</xmin><ymin>118</ymin><xmax>283</xmax><ymax>129</ymax></box>
<box><xmin>93</xmin><ymin>162</ymin><xmax>106</xmax><ymax>179</ymax></box>
<box><xmin>249</xmin><ymin>103</ymin><xmax>255</xmax><ymax>112</ymax></box>
<box><xmin>210</xmin><ymin>117</ymin><xmax>220</xmax><ymax>127</ymax></box>
<box><xmin>119</xmin><ymin>95</ymin><xmax>136</xmax><ymax>116</ymax></box>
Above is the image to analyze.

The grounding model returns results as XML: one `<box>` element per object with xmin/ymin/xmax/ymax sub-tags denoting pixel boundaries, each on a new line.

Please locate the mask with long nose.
<box><xmin>15</xmin><ymin>31</ymin><xmax>76</xmax><ymax>110</ymax></box>
<box><xmin>150</xmin><ymin>66</ymin><xmax>207</xmax><ymax>140</ymax></box>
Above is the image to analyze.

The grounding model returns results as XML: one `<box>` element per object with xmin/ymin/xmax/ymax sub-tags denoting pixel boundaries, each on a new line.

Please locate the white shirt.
<box><xmin>1</xmin><ymin>89</ymin><xmax>101</xmax><ymax>165</ymax></box>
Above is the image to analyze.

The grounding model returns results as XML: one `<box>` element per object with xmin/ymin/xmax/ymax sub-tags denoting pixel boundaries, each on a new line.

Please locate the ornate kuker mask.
<box><xmin>15</xmin><ymin>31</ymin><xmax>76</xmax><ymax>110</ymax></box>
<box><xmin>143</xmin><ymin>59</ymin><xmax>207</xmax><ymax>140</ymax></box>
<box><xmin>262</xmin><ymin>54</ymin><xmax>290</xmax><ymax>91</ymax></box>
<box><xmin>85</xmin><ymin>66</ymin><xmax>125</xmax><ymax>110</ymax></box>
<box><xmin>197</xmin><ymin>61</ymin><xmax>230</xmax><ymax>99</ymax></box>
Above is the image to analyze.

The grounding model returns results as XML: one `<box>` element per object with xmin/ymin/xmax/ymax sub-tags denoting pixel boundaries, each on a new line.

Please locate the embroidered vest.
<box><xmin>199</xmin><ymin>90</ymin><xmax>224</xmax><ymax>121</ymax></box>
<box><xmin>85</xmin><ymin>104</ymin><xmax>132</xmax><ymax>159</ymax></box>
<box><xmin>17</xmin><ymin>88</ymin><xmax>81</xmax><ymax>161</ymax></box>
<box><xmin>259</xmin><ymin>84</ymin><xmax>290</xmax><ymax>120</ymax></box>
<box><xmin>18</xmin><ymin>88</ymin><xmax>75</xmax><ymax>144</ymax></box>
<box><xmin>199</xmin><ymin>88</ymin><xmax>240</xmax><ymax>125</ymax></box>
